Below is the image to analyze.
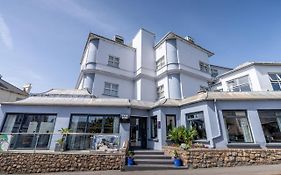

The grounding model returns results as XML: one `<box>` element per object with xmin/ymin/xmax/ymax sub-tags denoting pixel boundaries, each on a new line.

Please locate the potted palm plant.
<box><xmin>55</xmin><ymin>128</ymin><xmax>71</xmax><ymax>152</ymax></box>
<box><xmin>168</xmin><ymin>126</ymin><xmax>197</xmax><ymax>167</ymax></box>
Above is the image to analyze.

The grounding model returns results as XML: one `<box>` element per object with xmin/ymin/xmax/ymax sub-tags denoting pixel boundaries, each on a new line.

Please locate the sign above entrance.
<box><xmin>120</xmin><ymin>114</ymin><xmax>130</xmax><ymax>123</ymax></box>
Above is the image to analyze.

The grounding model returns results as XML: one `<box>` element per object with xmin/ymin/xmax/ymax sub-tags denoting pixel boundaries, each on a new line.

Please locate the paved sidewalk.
<box><xmin>13</xmin><ymin>164</ymin><xmax>281</xmax><ymax>175</ymax></box>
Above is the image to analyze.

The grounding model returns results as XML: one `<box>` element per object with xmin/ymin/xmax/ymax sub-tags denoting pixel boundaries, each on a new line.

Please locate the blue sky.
<box><xmin>1</xmin><ymin>0</ymin><xmax>281</xmax><ymax>93</ymax></box>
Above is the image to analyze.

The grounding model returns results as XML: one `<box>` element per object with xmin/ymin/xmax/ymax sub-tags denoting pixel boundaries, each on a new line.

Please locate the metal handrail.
<box><xmin>0</xmin><ymin>132</ymin><xmax>121</xmax><ymax>153</ymax></box>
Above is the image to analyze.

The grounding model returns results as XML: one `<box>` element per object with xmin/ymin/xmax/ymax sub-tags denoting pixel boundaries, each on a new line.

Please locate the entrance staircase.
<box><xmin>125</xmin><ymin>150</ymin><xmax>187</xmax><ymax>171</ymax></box>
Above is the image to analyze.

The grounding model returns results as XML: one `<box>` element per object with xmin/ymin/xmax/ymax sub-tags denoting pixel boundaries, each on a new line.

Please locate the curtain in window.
<box><xmin>239</xmin><ymin>118</ymin><xmax>253</xmax><ymax>142</ymax></box>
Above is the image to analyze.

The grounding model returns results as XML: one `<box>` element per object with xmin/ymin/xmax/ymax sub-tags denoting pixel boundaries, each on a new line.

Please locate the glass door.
<box><xmin>129</xmin><ymin>117</ymin><xmax>147</xmax><ymax>149</ymax></box>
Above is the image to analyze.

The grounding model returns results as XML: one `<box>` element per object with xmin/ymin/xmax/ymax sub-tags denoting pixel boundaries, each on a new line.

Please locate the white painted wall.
<box><xmin>254</xmin><ymin>65</ymin><xmax>281</xmax><ymax>91</ymax></box>
<box><xmin>95</xmin><ymin>39</ymin><xmax>135</xmax><ymax>72</ymax></box>
<box><xmin>217</xmin><ymin>64</ymin><xmax>281</xmax><ymax>92</ymax></box>
<box><xmin>92</xmin><ymin>73</ymin><xmax>134</xmax><ymax>99</ymax></box>
<box><xmin>155</xmin><ymin>42</ymin><xmax>166</xmax><ymax>62</ymax></box>
<box><xmin>177</xmin><ymin>39</ymin><xmax>209</xmax><ymax>70</ymax></box>
<box><xmin>218</xmin><ymin>66</ymin><xmax>261</xmax><ymax>91</ymax></box>
<box><xmin>132</xmin><ymin>29</ymin><xmax>156</xmax><ymax>101</ymax></box>
<box><xmin>180</xmin><ymin>74</ymin><xmax>208</xmax><ymax>98</ymax></box>
<box><xmin>156</xmin><ymin>77</ymin><xmax>169</xmax><ymax>99</ymax></box>
<box><xmin>77</xmin><ymin>30</ymin><xmax>215</xmax><ymax>101</ymax></box>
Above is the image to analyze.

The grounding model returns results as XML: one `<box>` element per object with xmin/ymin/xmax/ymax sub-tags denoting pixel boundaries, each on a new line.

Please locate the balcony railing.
<box><xmin>0</xmin><ymin>132</ymin><xmax>120</xmax><ymax>153</ymax></box>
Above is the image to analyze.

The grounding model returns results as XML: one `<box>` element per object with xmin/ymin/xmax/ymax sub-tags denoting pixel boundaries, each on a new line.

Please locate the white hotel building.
<box><xmin>1</xmin><ymin>28</ymin><xmax>281</xmax><ymax>151</ymax></box>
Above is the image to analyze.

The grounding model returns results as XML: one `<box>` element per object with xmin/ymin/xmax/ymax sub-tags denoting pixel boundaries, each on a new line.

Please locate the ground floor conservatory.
<box><xmin>1</xmin><ymin>89</ymin><xmax>281</xmax><ymax>151</ymax></box>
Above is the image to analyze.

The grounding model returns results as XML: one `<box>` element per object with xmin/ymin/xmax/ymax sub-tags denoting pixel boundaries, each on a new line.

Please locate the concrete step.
<box><xmin>134</xmin><ymin>154</ymin><xmax>171</xmax><ymax>159</ymax></box>
<box><xmin>134</xmin><ymin>159</ymin><xmax>173</xmax><ymax>165</ymax></box>
<box><xmin>133</xmin><ymin>150</ymin><xmax>165</xmax><ymax>155</ymax></box>
<box><xmin>125</xmin><ymin>164</ymin><xmax>188</xmax><ymax>171</ymax></box>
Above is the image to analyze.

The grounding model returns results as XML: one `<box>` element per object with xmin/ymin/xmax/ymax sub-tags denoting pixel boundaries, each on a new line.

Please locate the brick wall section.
<box><xmin>0</xmin><ymin>152</ymin><xmax>125</xmax><ymax>174</ymax></box>
<box><xmin>163</xmin><ymin>146</ymin><xmax>281</xmax><ymax>169</ymax></box>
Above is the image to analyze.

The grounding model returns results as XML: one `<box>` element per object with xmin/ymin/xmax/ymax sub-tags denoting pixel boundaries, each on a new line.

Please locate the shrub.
<box><xmin>168</xmin><ymin>126</ymin><xmax>197</xmax><ymax>148</ymax></box>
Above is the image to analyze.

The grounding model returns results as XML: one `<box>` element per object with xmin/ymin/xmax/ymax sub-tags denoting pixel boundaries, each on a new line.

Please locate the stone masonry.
<box><xmin>0</xmin><ymin>152</ymin><xmax>125</xmax><ymax>174</ymax></box>
<box><xmin>163</xmin><ymin>146</ymin><xmax>281</xmax><ymax>169</ymax></box>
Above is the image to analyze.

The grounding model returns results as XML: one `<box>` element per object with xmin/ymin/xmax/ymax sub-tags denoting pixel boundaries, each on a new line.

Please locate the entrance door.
<box><xmin>129</xmin><ymin>117</ymin><xmax>147</xmax><ymax>149</ymax></box>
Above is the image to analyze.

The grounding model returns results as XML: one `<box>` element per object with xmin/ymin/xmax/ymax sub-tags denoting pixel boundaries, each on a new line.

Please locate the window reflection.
<box><xmin>223</xmin><ymin>111</ymin><xmax>253</xmax><ymax>143</ymax></box>
<box><xmin>258</xmin><ymin>110</ymin><xmax>281</xmax><ymax>143</ymax></box>
<box><xmin>67</xmin><ymin>115</ymin><xmax>120</xmax><ymax>150</ymax></box>
<box><xmin>1</xmin><ymin>113</ymin><xmax>56</xmax><ymax>149</ymax></box>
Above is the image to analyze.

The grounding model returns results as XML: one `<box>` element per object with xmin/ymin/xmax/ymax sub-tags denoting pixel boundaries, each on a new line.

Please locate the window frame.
<box><xmin>268</xmin><ymin>73</ymin><xmax>281</xmax><ymax>91</ymax></box>
<box><xmin>211</xmin><ymin>68</ymin><xmax>219</xmax><ymax>77</ymax></box>
<box><xmin>103</xmin><ymin>82</ymin><xmax>119</xmax><ymax>97</ymax></box>
<box><xmin>222</xmin><ymin>110</ymin><xmax>254</xmax><ymax>143</ymax></box>
<box><xmin>1</xmin><ymin>113</ymin><xmax>57</xmax><ymax>133</ymax></box>
<box><xmin>166</xmin><ymin>115</ymin><xmax>176</xmax><ymax>137</ymax></box>
<box><xmin>156</xmin><ymin>85</ymin><xmax>164</xmax><ymax>99</ymax></box>
<box><xmin>199</xmin><ymin>61</ymin><xmax>210</xmax><ymax>73</ymax></box>
<box><xmin>108</xmin><ymin>55</ymin><xmax>120</xmax><ymax>68</ymax></box>
<box><xmin>68</xmin><ymin>114</ymin><xmax>120</xmax><ymax>134</ymax></box>
<box><xmin>226</xmin><ymin>75</ymin><xmax>252</xmax><ymax>92</ymax></box>
<box><xmin>258</xmin><ymin>110</ymin><xmax>281</xmax><ymax>143</ymax></box>
<box><xmin>186</xmin><ymin>111</ymin><xmax>207</xmax><ymax>141</ymax></box>
<box><xmin>156</xmin><ymin>56</ymin><xmax>165</xmax><ymax>70</ymax></box>
<box><xmin>1</xmin><ymin>113</ymin><xmax>57</xmax><ymax>150</ymax></box>
<box><xmin>150</xmin><ymin>116</ymin><xmax>158</xmax><ymax>139</ymax></box>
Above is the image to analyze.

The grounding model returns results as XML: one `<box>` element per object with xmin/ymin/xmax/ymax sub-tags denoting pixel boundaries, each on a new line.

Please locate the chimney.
<box><xmin>114</xmin><ymin>35</ymin><xmax>124</xmax><ymax>44</ymax></box>
<box><xmin>185</xmin><ymin>36</ymin><xmax>194</xmax><ymax>43</ymax></box>
<box><xmin>23</xmin><ymin>83</ymin><xmax>32</xmax><ymax>93</ymax></box>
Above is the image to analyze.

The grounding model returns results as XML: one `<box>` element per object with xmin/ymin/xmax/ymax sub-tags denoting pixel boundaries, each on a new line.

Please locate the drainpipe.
<box><xmin>211</xmin><ymin>98</ymin><xmax>221</xmax><ymax>148</ymax></box>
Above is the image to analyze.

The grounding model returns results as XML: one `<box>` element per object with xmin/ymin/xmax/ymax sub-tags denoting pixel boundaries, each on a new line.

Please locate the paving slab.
<box><xmin>11</xmin><ymin>164</ymin><xmax>281</xmax><ymax>175</ymax></box>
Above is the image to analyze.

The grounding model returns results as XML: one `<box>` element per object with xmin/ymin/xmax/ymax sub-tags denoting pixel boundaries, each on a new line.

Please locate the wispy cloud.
<box><xmin>35</xmin><ymin>0</ymin><xmax>118</xmax><ymax>33</ymax></box>
<box><xmin>0</xmin><ymin>14</ymin><xmax>13</xmax><ymax>49</ymax></box>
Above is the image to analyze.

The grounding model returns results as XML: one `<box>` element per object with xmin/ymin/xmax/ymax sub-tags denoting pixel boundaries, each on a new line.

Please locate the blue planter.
<box><xmin>174</xmin><ymin>158</ymin><xmax>182</xmax><ymax>167</ymax></box>
<box><xmin>127</xmin><ymin>157</ymin><xmax>134</xmax><ymax>166</ymax></box>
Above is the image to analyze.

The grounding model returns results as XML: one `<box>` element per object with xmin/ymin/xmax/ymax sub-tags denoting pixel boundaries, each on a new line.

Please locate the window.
<box><xmin>227</xmin><ymin>75</ymin><xmax>252</xmax><ymax>92</ymax></box>
<box><xmin>68</xmin><ymin>114</ymin><xmax>120</xmax><ymax>150</ymax></box>
<box><xmin>108</xmin><ymin>55</ymin><xmax>120</xmax><ymax>68</ymax></box>
<box><xmin>151</xmin><ymin>116</ymin><xmax>158</xmax><ymax>138</ymax></box>
<box><xmin>199</xmin><ymin>61</ymin><xmax>210</xmax><ymax>73</ymax></box>
<box><xmin>166</xmin><ymin>115</ymin><xmax>176</xmax><ymax>136</ymax></box>
<box><xmin>186</xmin><ymin>111</ymin><xmax>207</xmax><ymax>140</ymax></box>
<box><xmin>103</xmin><ymin>82</ymin><xmax>119</xmax><ymax>97</ymax></box>
<box><xmin>258</xmin><ymin>110</ymin><xmax>281</xmax><ymax>143</ymax></box>
<box><xmin>156</xmin><ymin>56</ymin><xmax>165</xmax><ymax>70</ymax></box>
<box><xmin>223</xmin><ymin>110</ymin><xmax>253</xmax><ymax>143</ymax></box>
<box><xmin>1</xmin><ymin>113</ymin><xmax>56</xmax><ymax>149</ymax></box>
<box><xmin>211</xmin><ymin>68</ymin><xmax>219</xmax><ymax>77</ymax></box>
<box><xmin>157</xmin><ymin>85</ymin><xmax>164</xmax><ymax>99</ymax></box>
<box><xmin>268</xmin><ymin>73</ymin><xmax>281</xmax><ymax>91</ymax></box>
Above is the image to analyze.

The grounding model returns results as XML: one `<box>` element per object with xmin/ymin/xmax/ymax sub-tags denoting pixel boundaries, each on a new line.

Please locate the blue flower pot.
<box><xmin>174</xmin><ymin>158</ymin><xmax>182</xmax><ymax>167</ymax></box>
<box><xmin>127</xmin><ymin>157</ymin><xmax>134</xmax><ymax>166</ymax></box>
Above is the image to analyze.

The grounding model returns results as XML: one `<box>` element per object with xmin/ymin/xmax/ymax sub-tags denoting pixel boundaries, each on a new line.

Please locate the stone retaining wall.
<box><xmin>0</xmin><ymin>152</ymin><xmax>125</xmax><ymax>174</ymax></box>
<box><xmin>163</xmin><ymin>146</ymin><xmax>281</xmax><ymax>169</ymax></box>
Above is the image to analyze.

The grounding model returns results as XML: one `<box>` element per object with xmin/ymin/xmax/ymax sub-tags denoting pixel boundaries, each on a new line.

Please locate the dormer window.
<box><xmin>108</xmin><ymin>56</ymin><xmax>120</xmax><ymax>68</ymax></box>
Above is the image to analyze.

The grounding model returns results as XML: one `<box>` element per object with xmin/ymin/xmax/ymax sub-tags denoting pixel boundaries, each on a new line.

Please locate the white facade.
<box><xmin>76</xmin><ymin>29</ymin><xmax>216</xmax><ymax>101</ymax></box>
<box><xmin>212</xmin><ymin>62</ymin><xmax>281</xmax><ymax>92</ymax></box>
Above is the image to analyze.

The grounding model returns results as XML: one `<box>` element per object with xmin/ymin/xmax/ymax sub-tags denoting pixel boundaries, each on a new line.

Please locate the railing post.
<box><xmin>33</xmin><ymin>133</ymin><xmax>39</xmax><ymax>153</ymax></box>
